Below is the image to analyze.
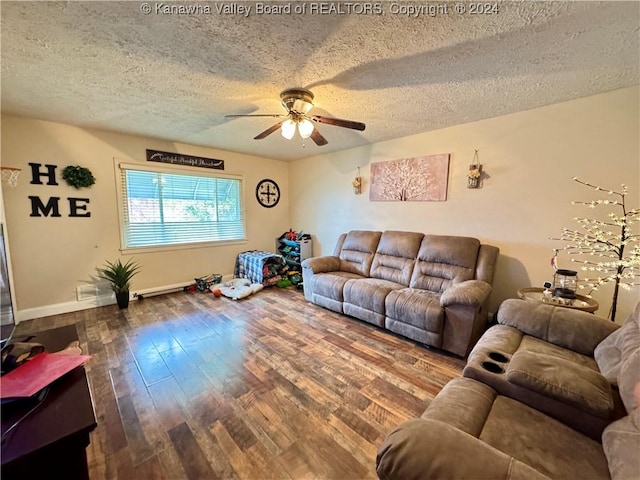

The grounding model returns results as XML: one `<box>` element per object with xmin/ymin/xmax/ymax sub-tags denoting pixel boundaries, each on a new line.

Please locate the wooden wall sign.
<box><xmin>146</xmin><ymin>149</ymin><xmax>224</xmax><ymax>170</ymax></box>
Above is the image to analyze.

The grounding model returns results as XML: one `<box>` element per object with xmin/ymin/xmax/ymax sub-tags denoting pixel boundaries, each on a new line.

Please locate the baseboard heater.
<box><xmin>133</xmin><ymin>282</ymin><xmax>191</xmax><ymax>300</ymax></box>
<box><xmin>133</xmin><ymin>274</ymin><xmax>233</xmax><ymax>300</ymax></box>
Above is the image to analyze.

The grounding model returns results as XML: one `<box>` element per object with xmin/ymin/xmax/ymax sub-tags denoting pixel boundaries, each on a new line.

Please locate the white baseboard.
<box><xmin>16</xmin><ymin>294</ymin><xmax>116</xmax><ymax>323</ymax></box>
<box><xmin>15</xmin><ymin>276</ymin><xmax>235</xmax><ymax>323</ymax></box>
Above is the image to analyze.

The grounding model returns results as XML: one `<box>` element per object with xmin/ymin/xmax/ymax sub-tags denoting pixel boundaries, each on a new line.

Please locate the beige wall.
<box><xmin>3</xmin><ymin>86</ymin><xmax>638</xmax><ymax>323</ymax></box>
<box><xmin>289</xmin><ymin>86</ymin><xmax>640</xmax><ymax>322</ymax></box>
<box><xmin>1</xmin><ymin>116</ymin><xmax>290</xmax><ymax>318</ymax></box>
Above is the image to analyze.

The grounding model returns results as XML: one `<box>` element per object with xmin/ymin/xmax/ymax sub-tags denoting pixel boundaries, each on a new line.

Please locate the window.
<box><xmin>117</xmin><ymin>163</ymin><xmax>245</xmax><ymax>251</ymax></box>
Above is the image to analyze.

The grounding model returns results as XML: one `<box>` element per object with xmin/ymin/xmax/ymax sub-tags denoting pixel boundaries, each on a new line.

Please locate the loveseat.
<box><xmin>301</xmin><ymin>230</ymin><xmax>499</xmax><ymax>357</ymax></box>
<box><xmin>376</xmin><ymin>300</ymin><xmax>640</xmax><ymax>480</ymax></box>
<box><xmin>463</xmin><ymin>299</ymin><xmax>624</xmax><ymax>440</ymax></box>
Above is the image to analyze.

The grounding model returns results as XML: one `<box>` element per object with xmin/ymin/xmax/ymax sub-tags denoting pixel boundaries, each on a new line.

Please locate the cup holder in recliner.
<box><xmin>488</xmin><ymin>352</ymin><xmax>509</xmax><ymax>363</ymax></box>
<box><xmin>481</xmin><ymin>361</ymin><xmax>505</xmax><ymax>374</ymax></box>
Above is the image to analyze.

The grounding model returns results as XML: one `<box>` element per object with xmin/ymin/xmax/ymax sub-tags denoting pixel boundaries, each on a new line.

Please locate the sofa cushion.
<box><xmin>618</xmin><ymin>348</ymin><xmax>640</xmax><ymax>414</ymax></box>
<box><xmin>409</xmin><ymin>235</ymin><xmax>480</xmax><ymax>292</ymax></box>
<box><xmin>595</xmin><ymin>320</ymin><xmax>638</xmax><ymax>384</ymax></box>
<box><xmin>337</xmin><ymin>230</ymin><xmax>381</xmax><ymax>277</ymax></box>
<box><xmin>370</xmin><ymin>231</ymin><xmax>423</xmax><ymax>285</ymax></box>
<box><xmin>397</xmin><ymin>377</ymin><xmax>610</xmax><ymax>480</ymax></box>
<box><xmin>307</xmin><ymin>271</ymin><xmax>364</xmax><ymax>302</ymax></box>
<box><xmin>377</xmin><ymin>418</ymin><xmax>548</xmax><ymax>480</ymax></box>
<box><xmin>506</xmin><ymin>350</ymin><xmax>613</xmax><ymax>418</ymax></box>
<box><xmin>595</xmin><ymin>301</ymin><xmax>640</xmax><ymax>388</ymax></box>
<box><xmin>602</xmin><ymin>413</ymin><xmax>640</xmax><ymax>480</ymax></box>
<box><xmin>480</xmin><ymin>395</ymin><xmax>610</xmax><ymax>479</ymax></box>
<box><xmin>385</xmin><ymin>288</ymin><xmax>444</xmax><ymax>333</ymax></box>
<box><xmin>518</xmin><ymin>335</ymin><xmax>599</xmax><ymax>369</ymax></box>
<box><xmin>343</xmin><ymin>278</ymin><xmax>405</xmax><ymax>318</ymax></box>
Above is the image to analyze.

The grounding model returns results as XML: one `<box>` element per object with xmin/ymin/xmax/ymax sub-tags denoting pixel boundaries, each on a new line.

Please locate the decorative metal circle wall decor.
<box><xmin>62</xmin><ymin>165</ymin><xmax>96</xmax><ymax>189</ymax></box>
<box><xmin>256</xmin><ymin>179</ymin><xmax>280</xmax><ymax>208</ymax></box>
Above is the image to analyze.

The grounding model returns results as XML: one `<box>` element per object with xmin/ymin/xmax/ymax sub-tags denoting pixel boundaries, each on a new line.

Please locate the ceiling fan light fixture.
<box><xmin>281</xmin><ymin>119</ymin><xmax>296</xmax><ymax>139</ymax></box>
<box><xmin>298</xmin><ymin>118</ymin><xmax>314</xmax><ymax>139</ymax></box>
<box><xmin>228</xmin><ymin>87</ymin><xmax>365</xmax><ymax>146</ymax></box>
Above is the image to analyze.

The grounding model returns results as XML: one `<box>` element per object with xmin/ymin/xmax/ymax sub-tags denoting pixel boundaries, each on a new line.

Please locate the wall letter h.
<box><xmin>29</xmin><ymin>162</ymin><xmax>58</xmax><ymax>185</ymax></box>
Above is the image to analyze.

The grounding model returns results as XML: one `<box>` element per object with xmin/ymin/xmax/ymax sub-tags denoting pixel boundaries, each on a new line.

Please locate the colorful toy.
<box><xmin>183</xmin><ymin>273</ymin><xmax>223</xmax><ymax>293</ymax></box>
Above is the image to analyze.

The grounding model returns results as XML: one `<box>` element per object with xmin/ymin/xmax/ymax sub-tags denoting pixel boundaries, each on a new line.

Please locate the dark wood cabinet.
<box><xmin>1</xmin><ymin>325</ymin><xmax>97</xmax><ymax>480</ymax></box>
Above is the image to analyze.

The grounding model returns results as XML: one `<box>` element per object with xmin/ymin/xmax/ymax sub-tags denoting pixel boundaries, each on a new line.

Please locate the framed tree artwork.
<box><xmin>369</xmin><ymin>153</ymin><xmax>450</xmax><ymax>202</ymax></box>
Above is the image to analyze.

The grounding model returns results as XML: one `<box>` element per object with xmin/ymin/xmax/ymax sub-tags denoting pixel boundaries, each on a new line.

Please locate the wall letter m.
<box><xmin>29</xmin><ymin>196</ymin><xmax>61</xmax><ymax>217</ymax></box>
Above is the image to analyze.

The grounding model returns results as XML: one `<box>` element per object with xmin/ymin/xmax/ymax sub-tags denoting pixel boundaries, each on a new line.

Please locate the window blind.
<box><xmin>118</xmin><ymin>164</ymin><xmax>245</xmax><ymax>249</ymax></box>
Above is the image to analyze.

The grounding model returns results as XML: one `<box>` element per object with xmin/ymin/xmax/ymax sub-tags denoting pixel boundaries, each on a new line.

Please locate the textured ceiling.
<box><xmin>1</xmin><ymin>1</ymin><xmax>639</xmax><ymax>161</ymax></box>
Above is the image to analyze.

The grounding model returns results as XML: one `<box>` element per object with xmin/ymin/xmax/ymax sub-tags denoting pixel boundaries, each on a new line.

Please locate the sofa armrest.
<box><xmin>377</xmin><ymin>418</ymin><xmax>549</xmax><ymax>480</ymax></box>
<box><xmin>497</xmin><ymin>299</ymin><xmax>619</xmax><ymax>356</ymax></box>
<box><xmin>440</xmin><ymin>280</ymin><xmax>492</xmax><ymax>308</ymax></box>
<box><xmin>476</xmin><ymin>244</ymin><xmax>500</xmax><ymax>284</ymax></box>
<box><xmin>301</xmin><ymin>255</ymin><xmax>340</xmax><ymax>274</ymax></box>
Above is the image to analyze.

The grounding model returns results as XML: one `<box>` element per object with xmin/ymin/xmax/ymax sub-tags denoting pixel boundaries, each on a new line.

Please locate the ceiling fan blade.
<box><xmin>311</xmin><ymin>115</ymin><xmax>366</xmax><ymax>131</ymax></box>
<box><xmin>225</xmin><ymin>114</ymin><xmax>287</xmax><ymax>118</ymax></box>
<box><xmin>310</xmin><ymin>128</ymin><xmax>328</xmax><ymax>146</ymax></box>
<box><xmin>254</xmin><ymin>122</ymin><xmax>283</xmax><ymax>140</ymax></box>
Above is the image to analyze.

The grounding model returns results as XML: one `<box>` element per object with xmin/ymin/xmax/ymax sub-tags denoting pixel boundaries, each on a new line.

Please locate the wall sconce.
<box><xmin>467</xmin><ymin>149</ymin><xmax>482</xmax><ymax>189</ymax></box>
<box><xmin>352</xmin><ymin>167</ymin><xmax>362</xmax><ymax>194</ymax></box>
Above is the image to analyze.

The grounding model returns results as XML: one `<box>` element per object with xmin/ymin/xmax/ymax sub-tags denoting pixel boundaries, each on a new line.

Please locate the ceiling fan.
<box><xmin>225</xmin><ymin>88</ymin><xmax>365</xmax><ymax>146</ymax></box>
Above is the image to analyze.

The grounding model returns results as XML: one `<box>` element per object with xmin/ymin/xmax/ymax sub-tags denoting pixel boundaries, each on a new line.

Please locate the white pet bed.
<box><xmin>219</xmin><ymin>278</ymin><xmax>264</xmax><ymax>300</ymax></box>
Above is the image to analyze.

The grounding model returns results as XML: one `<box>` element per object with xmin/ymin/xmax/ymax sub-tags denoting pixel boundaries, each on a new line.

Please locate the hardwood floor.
<box><xmin>12</xmin><ymin>287</ymin><xmax>464</xmax><ymax>479</ymax></box>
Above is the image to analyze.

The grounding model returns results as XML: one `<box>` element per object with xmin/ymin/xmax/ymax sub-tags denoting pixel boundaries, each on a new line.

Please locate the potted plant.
<box><xmin>97</xmin><ymin>258</ymin><xmax>141</xmax><ymax>309</ymax></box>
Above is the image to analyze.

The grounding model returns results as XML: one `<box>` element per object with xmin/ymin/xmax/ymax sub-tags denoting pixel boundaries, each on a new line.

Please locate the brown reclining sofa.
<box><xmin>301</xmin><ymin>230</ymin><xmax>499</xmax><ymax>357</ymax></box>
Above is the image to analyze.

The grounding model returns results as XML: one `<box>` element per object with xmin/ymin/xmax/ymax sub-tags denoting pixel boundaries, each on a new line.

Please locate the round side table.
<box><xmin>517</xmin><ymin>287</ymin><xmax>599</xmax><ymax>313</ymax></box>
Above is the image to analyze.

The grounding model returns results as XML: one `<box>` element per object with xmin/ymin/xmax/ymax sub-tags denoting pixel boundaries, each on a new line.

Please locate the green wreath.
<box><xmin>62</xmin><ymin>165</ymin><xmax>95</xmax><ymax>189</ymax></box>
